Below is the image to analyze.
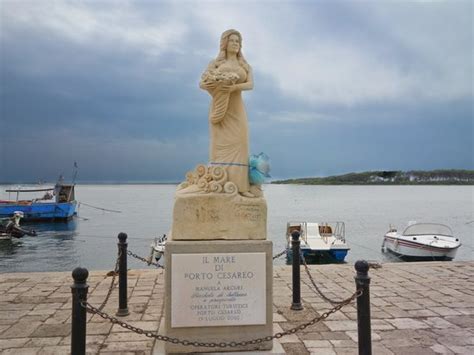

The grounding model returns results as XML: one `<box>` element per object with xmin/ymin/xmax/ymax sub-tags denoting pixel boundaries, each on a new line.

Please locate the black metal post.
<box><xmin>71</xmin><ymin>267</ymin><xmax>89</xmax><ymax>355</ymax></box>
<box><xmin>116</xmin><ymin>232</ymin><xmax>129</xmax><ymax>316</ymax></box>
<box><xmin>355</xmin><ymin>260</ymin><xmax>372</xmax><ymax>355</ymax></box>
<box><xmin>290</xmin><ymin>230</ymin><xmax>303</xmax><ymax>310</ymax></box>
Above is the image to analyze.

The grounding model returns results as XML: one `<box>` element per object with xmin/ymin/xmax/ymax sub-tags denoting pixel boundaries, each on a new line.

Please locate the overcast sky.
<box><xmin>1</xmin><ymin>0</ymin><xmax>472</xmax><ymax>182</ymax></box>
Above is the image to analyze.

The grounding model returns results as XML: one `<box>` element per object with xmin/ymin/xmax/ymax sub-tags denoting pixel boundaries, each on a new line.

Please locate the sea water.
<box><xmin>0</xmin><ymin>184</ymin><xmax>472</xmax><ymax>273</ymax></box>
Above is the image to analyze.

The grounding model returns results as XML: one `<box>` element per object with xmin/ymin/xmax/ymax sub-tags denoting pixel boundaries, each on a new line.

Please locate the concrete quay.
<box><xmin>0</xmin><ymin>261</ymin><xmax>473</xmax><ymax>354</ymax></box>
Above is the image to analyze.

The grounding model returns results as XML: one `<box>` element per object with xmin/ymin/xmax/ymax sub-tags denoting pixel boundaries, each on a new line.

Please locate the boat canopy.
<box><xmin>5</xmin><ymin>188</ymin><xmax>54</xmax><ymax>193</ymax></box>
<box><xmin>403</xmin><ymin>223</ymin><xmax>453</xmax><ymax>237</ymax></box>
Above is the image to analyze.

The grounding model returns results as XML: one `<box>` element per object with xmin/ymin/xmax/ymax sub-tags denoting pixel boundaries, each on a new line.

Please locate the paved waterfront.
<box><xmin>0</xmin><ymin>261</ymin><xmax>473</xmax><ymax>354</ymax></box>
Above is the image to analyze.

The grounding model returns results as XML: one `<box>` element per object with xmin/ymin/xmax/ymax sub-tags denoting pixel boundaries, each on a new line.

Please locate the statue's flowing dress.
<box><xmin>209</xmin><ymin>63</ymin><xmax>249</xmax><ymax>193</ymax></box>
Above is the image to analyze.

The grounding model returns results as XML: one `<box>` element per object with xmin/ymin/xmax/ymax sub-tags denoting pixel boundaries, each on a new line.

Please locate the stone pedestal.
<box><xmin>171</xmin><ymin>192</ymin><xmax>267</xmax><ymax>240</ymax></box>
<box><xmin>164</xmin><ymin>240</ymin><xmax>273</xmax><ymax>354</ymax></box>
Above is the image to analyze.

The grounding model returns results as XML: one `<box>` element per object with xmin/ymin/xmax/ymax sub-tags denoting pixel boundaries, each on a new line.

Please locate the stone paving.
<box><xmin>0</xmin><ymin>261</ymin><xmax>473</xmax><ymax>354</ymax></box>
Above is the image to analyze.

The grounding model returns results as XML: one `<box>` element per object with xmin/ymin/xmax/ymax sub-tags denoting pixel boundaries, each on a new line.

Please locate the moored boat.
<box><xmin>0</xmin><ymin>211</ymin><xmax>37</xmax><ymax>240</ymax></box>
<box><xmin>382</xmin><ymin>222</ymin><xmax>461</xmax><ymax>260</ymax></box>
<box><xmin>150</xmin><ymin>234</ymin><xmax>167</xmax><ymax>263</ymax></box>
<box><xmin>286</xmin><ymin>221</ymin><xmax>350</xmax><ymax>263</ymax></box>
<box><xmin>0</xmin><ymin>183</ymin><xmax>77</xmax><ymax>222</ymax></box>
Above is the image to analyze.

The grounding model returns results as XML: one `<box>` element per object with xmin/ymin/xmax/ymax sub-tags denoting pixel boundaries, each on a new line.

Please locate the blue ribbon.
<box><xmin>210</xmin><ymin>162</ymin><xmax>248</xmax><ymax>167</ymax></box>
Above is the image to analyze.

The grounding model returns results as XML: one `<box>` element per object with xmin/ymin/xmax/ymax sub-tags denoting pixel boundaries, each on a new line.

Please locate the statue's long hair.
<box><xmin>213</xmin><ymin>29</ymin><xmax>249</xmax><ymax>73</ymax></box>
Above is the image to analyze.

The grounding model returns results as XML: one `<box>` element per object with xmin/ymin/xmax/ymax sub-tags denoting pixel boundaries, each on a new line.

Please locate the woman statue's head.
<box><xmin>215</xmin><ymin>29</ymin><xmax>249</xmax><ymax>72</ymax></box>
<box><xmin>220</xmin><ymin>29</ymin><xmax>242</xmax><ymax>56</ymax></box>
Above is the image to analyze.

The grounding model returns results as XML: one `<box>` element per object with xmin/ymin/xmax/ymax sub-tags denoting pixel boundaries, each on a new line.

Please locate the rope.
<box><xmin>78</xmin><ymin>202</ymin><xmax>122</xmax><ymax>213</ymax></box>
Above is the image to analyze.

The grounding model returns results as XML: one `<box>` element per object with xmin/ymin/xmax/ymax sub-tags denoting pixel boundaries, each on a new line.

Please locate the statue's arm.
<box><xmin>235</xmin><ymin>66</ymin><xmax>253</xmax><ymax>91</ymax></box>
<box><xmin>199</xmin><ymin>61</ymin><xmax>217</xmax><ymax>93</ymax></box>
<box><xmin>220</xmin><ymin>66</ymin><xmax>253</xmax><ymax>93</ymax></box>
<box><xmin>200</xmin><ymin>81</ymin><xmax>217</xmax><ymax>92</ymax></box>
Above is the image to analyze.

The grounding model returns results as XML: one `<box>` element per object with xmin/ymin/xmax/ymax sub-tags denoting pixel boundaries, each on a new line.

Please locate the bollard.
<box><xmin>116</xmin><ymin>232</ymin><xmax>130</xmax><ymax>316</ymax></box>
<box><xmin>355</xmin><ymin>260</ymin><xmax>372</xmax><ymax>355</ymax></box>
<box><xmin>71</xmin><ymin>267</ymin><xmax>89</xmax><ymax>355</ymax></box>
<box><xmin>290</xmin><ymin>230</ymin><xmax>303</xmax><ymax>310</ymax></box>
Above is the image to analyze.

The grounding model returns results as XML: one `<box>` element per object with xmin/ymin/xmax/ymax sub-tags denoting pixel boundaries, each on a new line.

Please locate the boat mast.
<box><xmin>67</xmin><ymin>162</ymin><xmax>78</xmax><ymax>202</ymax></box>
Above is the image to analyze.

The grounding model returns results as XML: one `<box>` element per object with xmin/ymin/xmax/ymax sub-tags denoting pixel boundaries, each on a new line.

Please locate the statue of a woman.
<box><xmin>200</xmin><ymin>29</ymin><xmax>254</xmax><ymax>197</ymax></box>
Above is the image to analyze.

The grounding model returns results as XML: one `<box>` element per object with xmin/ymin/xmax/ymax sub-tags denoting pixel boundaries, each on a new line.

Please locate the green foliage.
<box><xmin>272</xmin><ymin>169</ymin><xmax>474</xmax><ymax>185</ymax></box>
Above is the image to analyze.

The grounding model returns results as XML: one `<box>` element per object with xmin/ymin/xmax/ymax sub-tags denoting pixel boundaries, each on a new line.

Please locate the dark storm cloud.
<box><xmin>1</xmin><ymin>23</ymin><xmax>207</xmax><ymax>137</ymax></box>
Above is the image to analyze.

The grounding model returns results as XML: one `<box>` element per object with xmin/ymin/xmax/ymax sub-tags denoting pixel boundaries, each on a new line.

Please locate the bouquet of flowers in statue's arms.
<box><xmin>201</xmin><ymin>69</ymin><xmax>240</xmax><ymax>124</ymax></box>
<box><xmin>249</xmin><ymin>153</ymin><xmax>271</xmax><ymax>185</ymax></box>
<box><xmin>201</xmin><ymin>70</ymin><xmax>240</xmax><ymax>85</ymax></box>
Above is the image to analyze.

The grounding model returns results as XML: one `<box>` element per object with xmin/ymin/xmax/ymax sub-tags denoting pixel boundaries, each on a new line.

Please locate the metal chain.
<box><xmin>272</xmin><ymin>249</ymin><xmax>287</xmax><ymax>260</ymax></box>
<box><xmin>368</xmin><ymin>262</ymin><xmax>382</xmax><ymax>269</ymax></box>
<box><xmin>127</xmin><ymin>250</ymin><xmax>164</xmax><ymax>268</ymax></box>
<box><xmin>96</xmin><ymin>250</ymin><xmax>121</xmax><ymax>312</ymax></box>
<box><xmin>299</xmin><ymin>252</ymin><xmax>354</xmax><ymax>305</ymax></box>
<box><xmin>81</xmin><ymin>288</ymin><xmax>361</xmax><ymax>348</ymax></box>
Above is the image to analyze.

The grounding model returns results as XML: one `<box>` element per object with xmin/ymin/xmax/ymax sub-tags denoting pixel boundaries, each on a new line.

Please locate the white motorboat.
<box><xmin>382</xmin><ymin>222</ymin><xmax>461</xmax><ymax>260</ymax></box>
<box><xmin>286</xmin><ymin>221</ymin><xmax>349</xmax><ymax>263</ymax></box>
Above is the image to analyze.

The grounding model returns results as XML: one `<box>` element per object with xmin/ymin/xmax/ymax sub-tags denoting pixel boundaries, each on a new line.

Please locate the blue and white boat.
<box><xmin>286</xmin><ymin>221</ymin><xmax>350</xmax><ymax>263</ymax></box>
<box><xmin>0</xmin><ymin>183</ymin><xmax>77</xmax><ymax>222</ymax></box>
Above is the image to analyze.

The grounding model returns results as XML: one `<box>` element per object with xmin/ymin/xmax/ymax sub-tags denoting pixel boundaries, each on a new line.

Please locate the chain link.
<box><xmin>85</xmin><ymin>245</ymin><xmax>366</xmax><ymax>347</ymax></box>
<box><xmin>300</xmin><ymin>252</ymin><xmax>355</xmax><ymax>305</ymax></box>
<box><xmin>82</xmin><ymin>288</ymin><xmax>361</xmax><ymax>348</ymax></box>
<box><xmin>299</xmin><ymin>253</ymin><xmax>380</xmax><ymax>304</ymax></box>
<box><xmin>368</xmin><ymin>262</ymin><xmax>382</xmax><ymax>269</ymax></box>
<box><xmin>127</xmin><ymin>250</ymin><xmax>164</xmax><ymax>268</ymax></box>
<box><xmin>95</xmin><ymin>250</ymin><xmax>121</xmax><ymax>312</ymax></box>
<box><xmin>272</xmin><ymin>249</ymin><xmax>287</xmax><ymax>260</ymax></box>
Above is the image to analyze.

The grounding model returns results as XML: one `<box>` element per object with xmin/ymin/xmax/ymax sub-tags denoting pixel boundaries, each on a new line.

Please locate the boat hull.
<box><xmin>383</xmin><ymin>235</ymin><xmax>460</xmax><ymax>260</ymax></box>
<box><xmin>286</xmin><ymin>247</ymin><xmax>349</xmax><ymax>264</ymax></box>
<box><xmin>0</xmin><ymin>201</ymin><xmax>77</xmax><ymax>222</ymax></box>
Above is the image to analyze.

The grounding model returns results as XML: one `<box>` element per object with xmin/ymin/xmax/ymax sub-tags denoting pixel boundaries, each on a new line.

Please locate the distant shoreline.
<box><xmin>2</xmin><ymin>169</ymin><xmax>473</xmax><ymax>186</ymax></box>
<box><xmin>272</xmin><ymin>169</ymin><xmax>474</xmax><ymax>186</ymax></box>
<box><xmin>1</xmin><ymin>182</ymin><xmax>472</xmax><ymax>186</ymax></box>
<box><xmin>272</xmin><ymin>182</ymin><xmax>474</xmax><ymax>186</ymax></box>
<box><xmin>0</xmin><ymin>181</ymin><xmax>180</xmax><ymax>185</ymax></box>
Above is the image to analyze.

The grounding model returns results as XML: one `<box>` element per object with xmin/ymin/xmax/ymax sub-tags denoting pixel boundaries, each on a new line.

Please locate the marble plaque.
<box><xmin>171</xmin><ymin>252</ymin><xmax>266</xmax><ymax>328</ymax></box>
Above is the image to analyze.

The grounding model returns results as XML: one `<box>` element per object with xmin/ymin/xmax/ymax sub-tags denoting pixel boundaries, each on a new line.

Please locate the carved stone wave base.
<box><xmin>163</xmin><ymin>240</ymin><xmax>273</xmax><ymax>354</ymax></box>
<box><xmin>171</xmin><ymin>192</ymin><xmax>267</xmax><ymax>241</ymax></box>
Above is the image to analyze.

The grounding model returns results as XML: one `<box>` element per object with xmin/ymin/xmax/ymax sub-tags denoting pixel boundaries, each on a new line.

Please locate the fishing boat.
<box><xmin>286</xmin><ymin>221</ymin><xmax>350</xmax><ymax>263</ymax></box>
<box><xmin>0</xmin><ymin>183</ymin><xmax>77</xmax><ymax>222</ymax></box>
<box><xmin>0</xmin><ymin>211</ymin><xmax>37</xmax><ymax>240</ymax></box>
<box><xmin>382</xmin><ymin>222</ymin><xmax>461</xmax><ymax>260</ymax></box>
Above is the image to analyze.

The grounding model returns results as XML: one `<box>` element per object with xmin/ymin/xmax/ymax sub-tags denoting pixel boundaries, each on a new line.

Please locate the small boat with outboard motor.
<box><xmin>286</xmin><ymin>221</ymin><xmax>349</xmax><ymax>263</ymax></box>
<box><xmin>0</xmin><ymin>211</ymin><xmax>37</xmax><ymax>240</ymax></box>
<box><xmin>382</xmin><ymin>222</ymin><xmax>461</xmax><ymax>260</ymax></box>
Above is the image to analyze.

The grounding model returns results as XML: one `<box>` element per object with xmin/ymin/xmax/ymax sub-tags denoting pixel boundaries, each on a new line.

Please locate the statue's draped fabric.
<box><xmin>210</xmin><ymin>91</ymin><xmax>230</xmax><ymax>124</ymax></box>
<box><xmin>209</xmin><ymin>64</ymin><xmax>250</xmax><ymax>193</ymax></box>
